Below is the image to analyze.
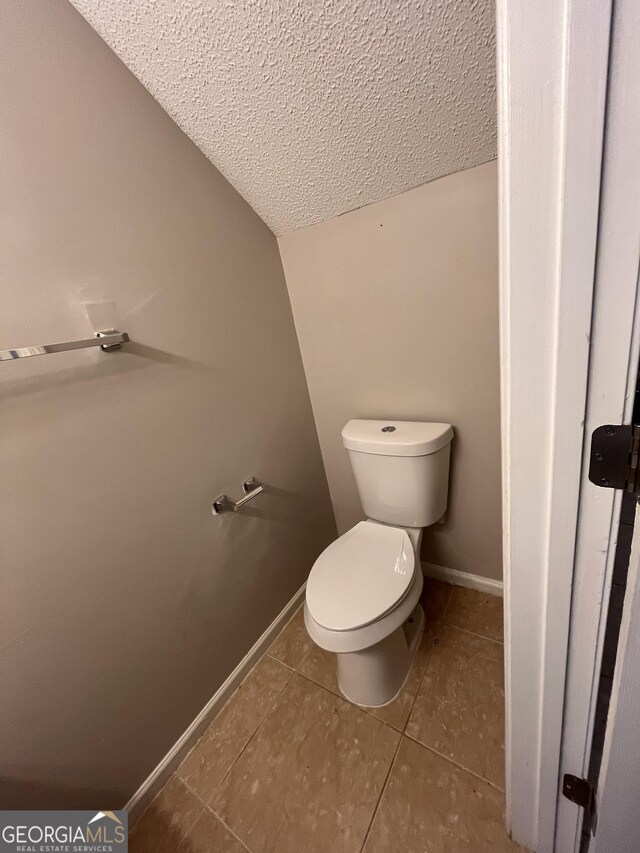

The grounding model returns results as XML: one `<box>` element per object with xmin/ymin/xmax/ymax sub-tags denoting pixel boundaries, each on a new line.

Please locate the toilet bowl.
<box><xmin>305</xmin><ymin>520</ymin><xmax>425</xmax><ymax>706</ymax></box>
<box><xmin>304</xmin><ymin>419</ymin><xmax>453</xmax><ymax>708</ymax></box>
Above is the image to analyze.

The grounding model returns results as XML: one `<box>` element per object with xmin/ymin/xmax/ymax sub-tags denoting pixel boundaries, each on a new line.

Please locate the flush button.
<box><xmin>381</xmin><ymin>425</ymin><xmax>396</xmax><ymax>433</ymax></box>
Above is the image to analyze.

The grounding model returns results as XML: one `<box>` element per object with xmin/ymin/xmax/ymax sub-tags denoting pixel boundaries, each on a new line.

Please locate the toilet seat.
<box><xmin>304</xmin><ymin>568</ymin><xmax>423</xmax><ymax>654</ymax></box>
<box><xmin>306</xmin><ymin>521</ymin><xmax>415</xmax><ymax>632</ymax></box>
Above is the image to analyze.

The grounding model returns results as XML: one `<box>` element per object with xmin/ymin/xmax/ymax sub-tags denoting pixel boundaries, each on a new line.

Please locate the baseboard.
<box><xmin>421</xmin><ymin>562</ymin><xmax>503</xmax><ymax>598</ymax></box>
<box><xmin>124</xmin><ymin>582</ymin><xmax>307</xmax><ymax>824</ymax></box>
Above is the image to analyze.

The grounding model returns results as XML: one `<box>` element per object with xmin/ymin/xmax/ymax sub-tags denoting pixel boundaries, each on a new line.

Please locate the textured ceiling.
<box><xmin>70</xmin><ymin>0</ymin><xmax>496</xmax><ymax>235</ymax></box>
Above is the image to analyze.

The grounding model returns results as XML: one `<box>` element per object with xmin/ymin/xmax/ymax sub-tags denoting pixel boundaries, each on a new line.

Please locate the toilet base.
<box><xmin>337</xmin><ymin>603</ymin><xmax>425</xmax><ymax>708</ymax></box>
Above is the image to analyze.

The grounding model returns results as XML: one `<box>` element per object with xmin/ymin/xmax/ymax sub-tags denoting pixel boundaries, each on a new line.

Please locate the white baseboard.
<box><xmin>422</xmin><ymin>562</ymin><xmax>503</xmax><ymax>598</ymax></box>
<box><xmin>124</xmin><ymin>582</ymin><xmax>306</xmax><ymax>823</ymax></box>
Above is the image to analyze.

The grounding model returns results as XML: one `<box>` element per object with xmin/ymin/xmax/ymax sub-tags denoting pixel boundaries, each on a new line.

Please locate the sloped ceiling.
<box><xmin>70</xmin><ymin>0</ymin><xmax>496</xmax><ymax>235</ymax></box>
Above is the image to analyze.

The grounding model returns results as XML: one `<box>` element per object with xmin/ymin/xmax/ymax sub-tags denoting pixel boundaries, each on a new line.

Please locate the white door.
<box><xmin>554</xmin><ymin>0</ymin><xmax>640</xmax><ymax>850</ymax></box>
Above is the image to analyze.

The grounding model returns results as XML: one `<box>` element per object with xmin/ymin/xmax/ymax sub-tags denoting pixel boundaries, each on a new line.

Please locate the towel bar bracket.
<box><xmin>96</xmin><ymin>329</ymin><xmax>128</xmax><ymax>352</ymax></box>
<box><xmin>0</xmin><ymin>329</ymin><xmax>129</xmax><ymax>362</ymax></box>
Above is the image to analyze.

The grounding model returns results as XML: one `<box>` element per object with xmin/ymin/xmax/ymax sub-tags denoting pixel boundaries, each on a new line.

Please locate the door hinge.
<box><xmin>589</xmin><ymin>424</ymin><xmax>640</xmax><ymax>494</ymax></box>
<box><xmin>562</xmin><ymin>774</ymin><xmax>597</xmax><ymax>834</ymax></box>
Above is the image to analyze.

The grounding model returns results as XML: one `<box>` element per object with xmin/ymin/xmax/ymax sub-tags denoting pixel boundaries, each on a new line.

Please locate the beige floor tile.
<box><xmin>421</xmin><ymin>578</ymin><xmax>453</xmax><ymax>621</ymax></box>
<box><xmin>184</xmin><ymin>808</ymin><xmax>248</xmax><ymax>853</ymax></box>
<box><xmin>210</xmin><ymin>673</ymin><xmax>400</xmax><ymax>853</ymax></box>
<box><xmin>267</xmin><ymin>605</ymin><xmax>313</xmax><ymax>668</ymax></box>
<box><xmin>444</xmin><ymin>586</ymin><xmax>504</xmax><ymax>641</ymax></box>
<box><xmin>297</xmin><ymin>640</ymin><xmax>339</xmax><ymax>693</ymax></box>
<box><xmin>130</xmin><ymin>775</ymin><xmax>203</xmax><ymax>853</ymax></box>
<box><xmin>299</xmin><ymin>620</ymin><xmax>441</xmax><ymax>731</ymax></box>
<box><xmin>406</xmin><ymin>625</ymin><xmax>505</xmax><ymax>788</ymax></box>
<box><xmin>363</xmin><ymin>737</ymin><xmax>525</xmax><ymax>853</ymax></box>
<box><xmin>369</xmin><ymin>620</ymin><xmax>440</xmax><ymax>730</ymax></box>
<box><xmin>177</xmin><ymin>655</ymin><xmax>291</xmax><ymax>802</ymax></box>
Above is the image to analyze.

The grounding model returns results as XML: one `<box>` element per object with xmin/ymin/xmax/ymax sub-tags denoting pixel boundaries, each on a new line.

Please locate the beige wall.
<box><xmin>278</xmin><ymin>161</ymin><xmax>501</xmax><ymax>580</ymax></box>
<box><xmin>0</xmin><ymin>0</ymin><xmax>335</xmax><ymax>808</ymax></box>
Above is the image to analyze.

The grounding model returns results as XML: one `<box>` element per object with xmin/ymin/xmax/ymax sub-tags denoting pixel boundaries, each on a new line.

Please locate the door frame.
<box><xmin>497</xmin><ymin>1</ymin><xmax>612</xmax><ymax>850</ymax></box>
<box><xmin>555</xmin><ymin>0</ymin><xmax>640</xmax><ymax>848</ymax></box>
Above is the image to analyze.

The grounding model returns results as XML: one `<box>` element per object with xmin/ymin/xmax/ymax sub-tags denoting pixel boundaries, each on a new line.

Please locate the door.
<box><xmin>554</xmin><ymin>0</ymin><xmax>640</xmax><ymax>849</ymax></box>
<box><xmin>592</xmin><ymin>499</ymin><xmax>640</xmax><ymax>852</ymax></box>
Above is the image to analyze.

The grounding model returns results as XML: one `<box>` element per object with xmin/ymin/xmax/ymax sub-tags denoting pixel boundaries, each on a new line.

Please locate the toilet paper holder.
<box><xmin>212</xmin><ymin>477</ymin><xmax>264</xmax><ymax>515</ymax></box>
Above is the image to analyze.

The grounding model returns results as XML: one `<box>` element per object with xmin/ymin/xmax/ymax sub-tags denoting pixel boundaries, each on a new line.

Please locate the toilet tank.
<box><xmin>342</xmin><ymin>420</ymin><xmax>453</xmax><ymax>528</ymax></box>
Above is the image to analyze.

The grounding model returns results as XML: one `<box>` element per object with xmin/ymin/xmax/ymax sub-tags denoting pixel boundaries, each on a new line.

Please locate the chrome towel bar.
<box><xmin>0</xmin><ymin>329</ymin><xmax>129</xmax><ymax>362</ymax></box>
<box><xmin>212</xmin><ymin>477</ymin><xmax>264</xmax><ymax>514</ymax></box>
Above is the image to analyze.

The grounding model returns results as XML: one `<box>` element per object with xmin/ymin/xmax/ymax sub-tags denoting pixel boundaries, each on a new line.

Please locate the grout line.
<box><xmin>294</xmin><ymin>643</ymin><xmax>313</xmax><ymax>673</ymax></box>
<box><xmin>265</xmin><ymin>652</ymin><xmax>297</xmax><ymax>672</ymax></box>
<box><xmin>171</xmin><ymin>776</ymin><xmax>208</xmax><ymax>838</ymax></box>
<box><xmin>440</xmin><ymin>583</ymin><xmax>504</xmax><ymax>643</ymax></box>
<box><xmin>176</xmin><ymin>663</ymin><xmax>294</xmax><ymax>800</ymax></box>
<box><xmin>402</xmin><ymin>620</ymin><xmax>444</xmax><ymax>735</ymax></box>
<box><xmin>142</xmin><ymin>589</ymin><xmax>507</xmax><ymax>850</ymax></box>
<box><xmin>293</xmin><ymin>667</ymin><xmax>413</xmax><ymax>740</ymax></box>
<box><xmin>215</xmin><ymin>617</ymin><xmax>317</xmax><ymax>798</ymax></box>
<box><xmin>130</xmin><ymin>763</ymin><xmax>199</xmax><ymax>836</ymax></box>
<box><xmin>402</xmin><ymin>732</ymin><xmax>506</xmax><ymax>793</ymax></box>
<box><xmin>179</xmin><ymin>776</ymin><xmax>209</xmax><ymax>806</ymax></box>
<box><xmin>205</xmin><ymin>806</ymin><xmax>253</xmax><ymax>853</ymax></box>
<box><xmin>294</xmin><ymin>620</ymin><xmax>442</xmax><ymax>733</ymax></box>
<box><xmin>180</xmin><ymin>779</ymin><xmax>253</xmax><ymax>853</ymax></box>
<box><xmin>438</xmin><ymin>585</ymin><xmax>455</xmax><ymax>622</ymax></box>
<box><xmin>440</xmin><ymin>621</ymin><xmax>504</xmax><ymax>645</ymax></box>
<box><xmin>295</xmin><ymin>669</ymin><xmax>362</xmax><ymax>710</ymax></box>
<box><xmin>129</xmin><ymin>775</ymin><xmax>204</xmax><ymax>841</ymax></box>
<box><xmin>170</xmin><ymin>653</ymin><xmax>272</xmax><ymax>793</ymax></box>
<box><xmin>265</xmin><ymin>602</ymin><xmax>313</xmax><ymax>673</ymax></box>
<box><xmin>294</xmin><ymin>667</ymin><xmax>397</xmax><ymax>731</ymax></box>
<box><xmin>159</xmin><ymin>778</ymin><xmax>208</xmax><ymax>840</ymax></box>
<box><xmin>203</xmin><ymin>667</ymin><xmax>294</xmax><ymax>798</ymax></box>
<box><xmin>440</xmin><ymin>584</ymin><xmax>455</xmax><ymax>620</ymax></box>
<box><xmin>358</xmin><ymin>731</ymin><xmax>404</xmax><ymax>852</ymax></box>
<box><xmin>295</xmin><ymin>667</ymin><xmax>341</xmax><ymax>699</ymax></box>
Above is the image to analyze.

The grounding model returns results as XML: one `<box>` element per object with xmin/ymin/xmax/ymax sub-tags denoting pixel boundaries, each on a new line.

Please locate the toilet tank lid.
<box><xmin>342</xmin><ymin>419</ymin><xmax>453</xmax><ymax>456</ymax></box>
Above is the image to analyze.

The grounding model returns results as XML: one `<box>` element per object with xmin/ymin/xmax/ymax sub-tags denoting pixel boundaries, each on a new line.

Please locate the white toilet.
<box><xmin>304</xmin><ymin>419</ymin><xmax>453</xmax><ymax>708</ymax></box>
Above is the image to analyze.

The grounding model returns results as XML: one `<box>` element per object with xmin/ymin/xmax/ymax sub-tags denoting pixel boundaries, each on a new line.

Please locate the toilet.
<box><xmin>304</xmin><ymin>419</ymin><xmax>453</xmax><ymax>708</ymax></box>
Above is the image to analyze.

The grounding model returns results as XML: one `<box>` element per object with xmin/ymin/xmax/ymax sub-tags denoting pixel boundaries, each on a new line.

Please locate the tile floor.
<box><xmin>131</xmin><ymin>580</ymin><xmax>526</xmax><ymax>853</ymax></box>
